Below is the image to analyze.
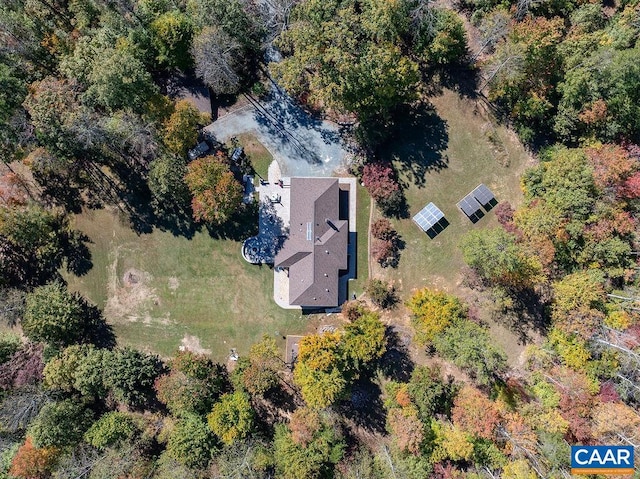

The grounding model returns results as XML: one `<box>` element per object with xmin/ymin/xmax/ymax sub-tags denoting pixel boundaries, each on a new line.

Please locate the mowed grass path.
<box><xmin>376</xmin><ymin>89</ymin><xmax>533</xmax><ymax>297</ymax></box>
<box><xmin>67</xmin><ymin>209</ymin><xmax>305</xmax><ymax>360</ymax></box>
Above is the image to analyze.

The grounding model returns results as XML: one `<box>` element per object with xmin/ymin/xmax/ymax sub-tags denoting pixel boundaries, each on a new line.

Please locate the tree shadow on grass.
<box><xmin>82</xmin><ymin>301</ymin><xmax>116</xmax><ymax>349</ymax></box>
<box><xmin>64</xmin><ymin>231</ymin><xmax>93</xmax><ymax>276</ymax></box>
<box><xmin>379</xmin><ymin>326</ymin><xmax>414</xmax><ymax>382</ymax></box>
<box><xmin>492</xmin><ymin>287</ymin><xmax>551</xmax><ymax>345</ymax></box>
<box><xmin>425</xmin><ymin>64</ymin><xmax>481</xmax><ymax>101</ymax></box>
<box><xmin>205</xmin><ymin>202</ymin><xmax>259</xmax><ymax>241</ymax></box>
<box><xmin>338</xmin><ymin>378</ymin><xmax>387</xmax><ymax>435</ymax></box>
<box><xmin>378</xmin><ymin>103</ymin><xmax>449</xmax><ymax>189</ymax></box>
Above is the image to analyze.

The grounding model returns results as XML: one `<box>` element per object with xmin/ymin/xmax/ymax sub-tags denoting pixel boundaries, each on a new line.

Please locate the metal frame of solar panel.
<box><xmin>457</xmin><ymin>194</ymin><xmax>482</xmax><ymax>219</ymax></box>
<box><xmin>413</xmin><ymin>202</ymin><xmax>444</xmax><ymax>232</ymax></box>
<box><xmin>471</xmin><ymin>184</ymin><xmax>497</xmax><ymax>210</ymax></box>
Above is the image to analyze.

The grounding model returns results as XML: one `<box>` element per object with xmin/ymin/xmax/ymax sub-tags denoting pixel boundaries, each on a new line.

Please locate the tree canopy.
<box><xmin>184</xmin><ymin>153</ymin><xmax>244</xmax><ymax>224</ymax></box>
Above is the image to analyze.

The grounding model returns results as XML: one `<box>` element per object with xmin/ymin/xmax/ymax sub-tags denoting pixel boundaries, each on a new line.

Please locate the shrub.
<box><xmin>365</xmin><ymin>279</ymin><xmax>397</xmax><ymax>308</ymax></box>
<box><xmin>362</xmin><ymin>162</ymin><xmax>404</xmax><ymax>216</ymax></box>
<box><xmin>371</xmin><ymin>218</ymin><xmax>394</xmax><ymax>240</ymax></box>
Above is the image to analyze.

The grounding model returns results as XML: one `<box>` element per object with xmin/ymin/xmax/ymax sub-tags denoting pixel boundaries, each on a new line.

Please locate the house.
<box><xmin>274</xmin><ymin>178</ymin><xmax>350</xmax><ymax>308</ymax></box>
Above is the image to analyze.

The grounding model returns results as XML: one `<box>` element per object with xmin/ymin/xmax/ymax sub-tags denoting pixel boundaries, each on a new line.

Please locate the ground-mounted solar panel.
<box><xmin>457</xmin><ymin>194</ymin><xmax>483</xmax><ymax>218</ymax></box>
<box><xmin>472</xmin><ymin>184</ymin><xmax>497</xmax><ymax>210</ymax></box>
<box><xmin>412</xmin><ymin>202</ymin><xmax>445</xmax><ymax>232</ymax></box>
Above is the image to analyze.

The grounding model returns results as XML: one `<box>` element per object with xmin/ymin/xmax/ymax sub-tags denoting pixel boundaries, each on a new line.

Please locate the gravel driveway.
<box><xmin>204</xmin><ymin>85</ymin><xmax>351</xmax><ymax>177</ymax></box>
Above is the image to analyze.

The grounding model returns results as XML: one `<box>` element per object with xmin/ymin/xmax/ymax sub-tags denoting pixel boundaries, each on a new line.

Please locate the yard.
<box><xmin>373</xmin><ymin>89</ymin><xmax>535</xmax><ymax>363</ymax></box>
<box><xmin>65</xmin><ymin>132</ymin><xmax>366</xmax><ymax>361</ymax></box>
<box><xmin>65</xmin><ymin>208</ymin><xmax>307</xmax><ymax>362</ymax></box>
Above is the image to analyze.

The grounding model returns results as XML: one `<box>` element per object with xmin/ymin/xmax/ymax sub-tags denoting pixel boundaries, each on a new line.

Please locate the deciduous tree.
<box><xmin>362</xmin><ymin>162</ymin><xmax>403</xmax><ymax>216</ymax></box>
<box><xmin>85</xmin><ymin>45</ymin><xmax>157</xmax><ymax>113</ymax></box>
<box><xmin>155</xmin><ymin>350</ymin><xmax>225</xmax><ymax>416</ymax></box>
<box><xmin>407</xmin><ymin>366</ymin><xmax>455</xmax><ymax>421</ymax></box>
<box><xmin>451</xmin><ymin>386</ymin><xmax>500</xmax><ymax>440</ymax></box>
<box><xmin>184</xmin><ymin>153</ymin><xmax>243</xmax><ymax>224</ymax></box>
<box><xmin>9</xmin><ymin>437</ymin><xmax>58</xmax><ymax>479</ymax></box>
<box><xmin>408</xmin><ymin>288</ymin><xmax>467</xmax><ymax>344</ymax></box>
<box><xmin>0</xmin><ymin>342</ymin><xmax>44</xmax><ymax>391</ymax></box>
<box><xmin>433</xmin><ymin>320</ymin><xmax>507</xmax><ymax>386</ymax></box>
<box><xmin>166</xmin><ymin>413</ymin><xmax>217</xmax><ymax>469</ymax></box>
<box><xmin>151</xmin><ymin>11</ymin><xmax>193</xmax><ymax>70</ymax></box>
<box><xmin>28</xmin><ymin>400</ymin><xmax>93</xmax><ymax>448</ymax></box>
<box><xmin>162</xmin><ymin>100</ymin><xmax>207</xmax><ymax>156</ymax></box>
<box><xmin>387</xmin><ymin>406</ymin><xmax>424</xmax><ymax>455</ymax></box>
<box><xmin>207</xmin><ymin>391</ymin><xmax>254</xmax><ymax>445</ymax></box>
<box><xmin>84</xmin><ymin>412</ymin><xmax>138</xmax><ymax>449</ymax></box>
<box><xmin>460</xmin><ymin>228</ymin><xmax>542</xmax><ymax>289</ymax></box>
<box><xmin>192</xmin><ymin>27</ymin><xmax>244</xmax><ymax>95</ymax></box>
<box><xmin>342</xmin><ymin>311</ymin><xmax>386</xmax><ymax>370</ymax></box>
<box><xmin>23</xmin><ymin>282</ymin><xmax>86</xmax><ymax>346</ymax></box>
<box><xmin>241</xmin><ymin>335</ymin><xmax>282</xmax><ymax>396</ymax></box>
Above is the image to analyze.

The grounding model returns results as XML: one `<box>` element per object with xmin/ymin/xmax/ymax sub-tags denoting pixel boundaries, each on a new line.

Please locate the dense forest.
<box><xmin>0</xmin><ymin>0</ymin><xmax>639</xmax><ymax>477</ymax></box>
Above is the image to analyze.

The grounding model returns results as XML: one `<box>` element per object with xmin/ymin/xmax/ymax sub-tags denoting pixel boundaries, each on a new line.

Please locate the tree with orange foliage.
<box><xmin>184</xmin><ymin>153</ymin><xmax>243</xmax><ymax>224</ymax></box>
<box><xmin>498</xmin><ymin>412</ymin><xmax>538</xmax><ymax>458</ymax></box>
<box><xmin>9</xmin><ymin>437</ymin><xmax>59</xmax><ymax>479</ymax></box>
<box><xmin>289</xmin><ymin>407</ymin><xmax>321</xmax><ymax>446</ymax></box>
<box><xmin>585</xmin><ymin>144</ymin><xmax>637</xmax><ymax>193</ymax></box>
<box><xmin>387</xmin><ymin>407</ymin><xmax>424</xmax><ymax>455</ymax></box>
<box><xmin>0</xmin><ymin>172</ymin><xmax>28</xmax><ymax>207</ymax></box>
<box><xmin>452</xmin><ymin>386</ymin><xmax>500</xmax><ymax>440</ymax></box>
<box><xmin>592</xmin><ymin>402</ymin><xmax>640</xmax><ymax>446</ymax></box>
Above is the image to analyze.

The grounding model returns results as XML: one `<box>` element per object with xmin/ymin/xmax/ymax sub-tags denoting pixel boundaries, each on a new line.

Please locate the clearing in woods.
<box><xmin>373</xmin><ymin>88</ymin><xmax>535</xmax><ymax>364</ymax></box>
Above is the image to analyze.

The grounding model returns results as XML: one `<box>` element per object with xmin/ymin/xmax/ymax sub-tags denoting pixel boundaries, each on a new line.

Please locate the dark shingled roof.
<box><xmin>275</xmin><ymin>178</ymin><xmax>348</xmax><ymax>307</ymax></box>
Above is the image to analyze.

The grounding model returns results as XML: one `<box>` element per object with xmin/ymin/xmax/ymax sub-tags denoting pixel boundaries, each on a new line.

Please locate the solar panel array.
<box><xmin>413</xmin><ymin>202</ymin><xmax>445</xmax><ymax>232</ymax></box>
<box><xmin>472</xmin><ymin>184</ymin><xmax>496</xmax><ymax>207</ymax></box>
<box><xmin>457</xmin><ymin>194</ymin><xmax>482</xmax><ymax>217</ymax></box>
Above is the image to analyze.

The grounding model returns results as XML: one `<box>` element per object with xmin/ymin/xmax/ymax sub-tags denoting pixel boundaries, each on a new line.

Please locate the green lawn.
<box><xmin>234</xmin><ymin>132</ymin><xmax>273</xmax><ymax>180</ymax></box>
<box><xmin>375</xmin><ymin>89</ymin><xmax>532</xmax><ymax>298</ymax></box>
<box><xmin>348</xmin><ymin>183</ymin><xmax>371</xmax><ymax>299</ymax></box>
<box><xmin>66</xmin><ymin>209</ymin><xmax>306</xmax><ymax>361</ymax></box>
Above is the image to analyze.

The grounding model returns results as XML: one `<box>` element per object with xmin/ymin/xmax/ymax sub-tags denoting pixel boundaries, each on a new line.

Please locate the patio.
<box><xmin>241</xmin><ymin>161</ymin><xmax>291</xmax><ymax>264</ymax></box>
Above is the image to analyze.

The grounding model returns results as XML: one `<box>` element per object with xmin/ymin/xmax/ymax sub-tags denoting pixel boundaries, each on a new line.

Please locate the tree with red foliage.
<box><xmin>598</xmin><ymin>382</ymin><xmax>620</xmax><ymax>403</ymax></box>
<box><xmin>0</xmin><ymin>343</ymin><xmax>44</xmax><ymax>391</ymax></box>
<box><xmin>371</xmin><ymin>218</ymin><xmax>394</xmax><ymax>240</ymax></box>
<box><xmin>452</xmin><ymin>385</ymin><xmax>501</xmax><ymax>440</ymax></box>
<box><xmin>554</xmin><ymin>367</ymin><xmax>595</xmax><ymax>443</ymax></box>
<box><xmin>433</xmin><ymin>462</ymin><xmax>465</xmax><ymax>479</ymax></box>
<box><xmin>371</xmin><ymin>217</ymin><xmax>401</xmax><ymax>267</ymax></box>
<box><xmin>371</xmin><ymin>238</ymin><xmax>399</xmax><ymax>267</ymax></box>
<box><xmin>494</xmin><ymin>201</ymin><xmax>514</xmax><ymax>227</ymax></box>
<box><xmin>619</xmin><ymin>172</ymin><xmax>640</xmax><ymax>199</ymax></box>
<box><xmin>0</xmin><ymin>172</ymin><xmax>28</xmax><ymax>207</ymax></box>
<box><xmin>361</xmin><ymin>162</ymin><xmax>403</xmax><ymax>215</ymax></box>
<box><xmin>9</xmin><ymin>437</ymin><xmax>59</xmax><ymax>479</ymax></box>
